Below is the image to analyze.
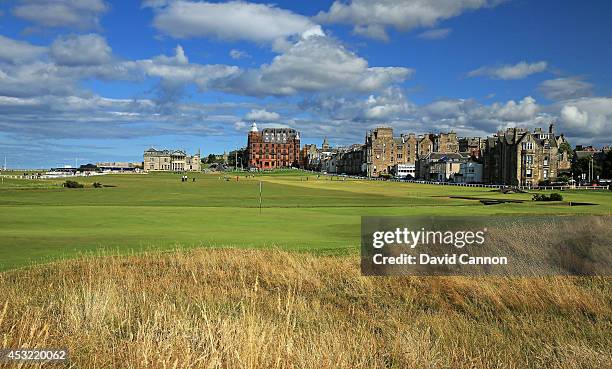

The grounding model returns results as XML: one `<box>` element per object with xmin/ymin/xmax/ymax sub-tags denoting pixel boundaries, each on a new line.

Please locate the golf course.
<box><xmin>1</xmin><ymin>170</ymin><xmax>611</xmax><ymax>368</ymax></box>
<box><xmin>1</xmin><ymin>170</ymin><xmax>611</xmax><ymax>270</ymax></box>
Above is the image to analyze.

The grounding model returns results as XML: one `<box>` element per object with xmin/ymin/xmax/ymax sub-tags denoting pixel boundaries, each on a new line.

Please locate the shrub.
<box><xmin>63</xmin><ymin>180</ymin><xmax>83</xmax><ymax>188</ymax></box>
<box><xmin>93</xmin><ymin>182</ymin><xmax>103</xmax><ymax>188</ymax></box>
<box><xmin>532</xmin><ymin>193</ymin><xmax>563</xmax><ymax>201</ymax></box>
<box><xmin>549</xmin><ymin>193</ymin><xmax>563</xmax><ymax>201</ymax></box>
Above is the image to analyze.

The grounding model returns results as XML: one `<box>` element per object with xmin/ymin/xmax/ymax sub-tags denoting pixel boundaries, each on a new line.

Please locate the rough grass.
<box><xmin>1</xmin><ymin>247</ymin><xmax>610</xmax><ymax>369</ymax></box>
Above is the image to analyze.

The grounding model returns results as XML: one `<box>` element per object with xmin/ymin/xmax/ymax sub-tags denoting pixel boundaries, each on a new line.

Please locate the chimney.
<box><xmin>549</xmin><ymin>122</ymin><xmax>555</xmax><ymax>134</ymax></box>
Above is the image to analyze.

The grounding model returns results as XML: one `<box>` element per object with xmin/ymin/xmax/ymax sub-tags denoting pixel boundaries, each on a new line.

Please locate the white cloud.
<box><xmin>151</xmin><ymin>0</ymin><xmax>317</xmax><ymax>44</ymax></box>
<box><xmin>561</xmin><ymin>105</ymin><xmax>588</xmax><ymax>128</ymax></box>
<box><xmin>417</xmin><ymin>28</ymin><xmax>451</xmax><ymax>40</ymax></box>
<box><xmin>491</xmin><ymin>96</ymin><xmax>539</xmax><ymax>121</ymax></box>
<box><xmin>316</xmin><ymin>0</ymin><xmax>500</xmax><ymax>40</ymax></box>
<box><xmin>0</xmin><ymin>35</ymin><xmax>46</xmax><ymax>64</ymax></box>
<box><xmin>229</xmin><ymin>49</ymin><xmax>250</xmax><ymax>60</ymax></box>
<box><xmin>556</xmin><ymin>97</ymin><xmax>612</xmax><ymax>137</ymax></box>
<box><xmin>50</xmin><ymin>34</ymin><xmax>112</xmax><ymax>66</ymax></box>
<box><xmin>301</xmin><ymin>92</ymin><xmax>547</xmax><ymax>142</ymax></box>
<box><xmin>0</xmin><ymin>61</ymin><xmax>77</xmax><ymax>97</ymax></box>
<box><xmin>317</xmin><ymin>87</ymin><xmax>416</xmax><ymax>121</ymax></box>
<box><xmin>217</xmin><ymin>33</ymin><xmax>413</xmax><ymax>96</ymax></box>
<box><xmin>467</xmin><ymin>61</ymin><xmax>548</xmax><ymax>80</ymax></box>
<box><xmin>0</xmin><ymin>93</ymin><xmax>247</xmax><ymax>140</ymax></box>
<box><xmin>0</xmin><ymin>43</ymin><xmax>239</xmax><ymax>101</ymax></box>
<box><xmin>139</xmin><ymin>45</ymin><xmax>239</xmax><ymax>90</ymax></box>
<box><xmin>12</xmin><ymin>0</ymin><xmax>109</xmax><ymax>30</ymax></box>
<box><xmin>245</xmin><ymin>109</ymin><xmax>280</xmax><ymax>121</ymax></box>
<box><xmin>538</xmin><ymin>77</ymin><xmax>593</xmax><ymax>101</ymax></box>
<box><xmin>234</xmin><ymin>121</ymin><xmax>247</xmax><ymax>130</ymax></box>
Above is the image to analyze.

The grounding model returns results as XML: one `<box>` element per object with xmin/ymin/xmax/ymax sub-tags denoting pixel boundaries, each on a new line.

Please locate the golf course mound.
<box><xmin>1</xmin><ymin>248</ymin><xmax>610</xmax><ymax>369</ymax></box>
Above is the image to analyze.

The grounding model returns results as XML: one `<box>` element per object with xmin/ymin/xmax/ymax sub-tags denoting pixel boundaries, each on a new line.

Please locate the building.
<box><xmin>455</xmin><ymin>162</ymin><xmax>483</xmax><ymax>183</ymax></box>
<box><xmin>433</xmin><ymin>132</ymin><xmax>459</xmax><ymax>154</ymax></box>
<box><xmin>393</xmin><ymin>163</ymin><xmax>416</xmax><ymax>179</ymax></box>
<box><xmin>556</xmin><ymin>135</ymin><xmax>572</xmax><ymax>171</ymax></box>
<box><xmin>96</xmin><ymin>162</ymin><xmax>142</xmax><ymax>172</ymax></box>
<box><xmin>364</xmin><ymin>128</ymin><xmax>461</xmax><ymax>177</ymax></box>
<box><xmin>482</xmin><ymin>124</ymin><xmax>566</xmax><ymax>186</ymax></box>
<box><xmin>301</xmin><ymin>143</ymin><xmax>323</xmax><ymax>171</ymax></box>
<box><xmin>143</xmin><ymin>148</ymin><xmax>201</xmax><ymax>172</ymax></box>
<box><xmin>395</xmin><ymin>134</ymin><xmax>418</xmax><ymax>165</ymax></box>
<box><xmin>417</xmin><ymin>134</ymin><xmax>434</xmax><ymax>158</ymax></box>
<box><xmin>417</xmin><ymin>152</ymin><xmax>467</xmax><ymax>181</ymax></box>
<box><xmin>322</xmin><ymin>137</ymin><xmax>331</xmax><ymax>151</ymax></box>
<box><xmin>459</xmin><ymin>137</ymin><xmax>485</xmax><ymax>158</ymax></box>
<box><xmin>247</xmin><ymin>123</ymin><xmax>301</xmax><ymax>170</ymax></box>
<box><xmin>336</xmin><ymin>144</ymin><xmax>366</xmax><ymax>175</ymax></box>
<box><xmin>365</xmin><ymin>127</ymin><xmax>395</xmax><ymax>177</ymax></box>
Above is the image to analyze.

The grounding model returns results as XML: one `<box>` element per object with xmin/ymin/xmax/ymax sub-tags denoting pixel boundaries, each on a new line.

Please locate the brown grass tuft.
<box><xmin>0</xmin><ymin>247</ymin><xmax>611</xmax><ymax>368</ymax></box>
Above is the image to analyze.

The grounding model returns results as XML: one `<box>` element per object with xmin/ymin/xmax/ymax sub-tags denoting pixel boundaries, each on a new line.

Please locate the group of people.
<box><xmin>181</xmin><ymin>175</ymin><xmax>195</xmax><ymax>182</ymax></box>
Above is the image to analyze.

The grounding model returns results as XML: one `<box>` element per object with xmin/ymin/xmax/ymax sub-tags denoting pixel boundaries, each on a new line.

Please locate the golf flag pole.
<box><xmin>259</xmin><ymin>180</ymin><xmax>262</xmax><ymax>214</ymax></box>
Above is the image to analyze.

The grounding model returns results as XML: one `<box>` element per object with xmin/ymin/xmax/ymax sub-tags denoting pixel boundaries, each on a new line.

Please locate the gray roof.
<box><xmin>144</xmin><ymin>148</ymin><xmax>187</xmax><ymax>157</ymax></box>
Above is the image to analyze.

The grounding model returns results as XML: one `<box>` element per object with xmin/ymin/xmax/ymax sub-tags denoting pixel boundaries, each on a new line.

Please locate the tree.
<box><xmin>601</xmin><ymin>150</ymin><xmax>612</xmax><ymax>179</ymax></box>
<box><xmin>571</xmin><ymin>156</ymin><xmax>601</xmax><ymax>182</ymax></box>
<box><xmin>558</xmin><ymin>141</ymin><xmax>573</xmax><ymax>159</ymax></box>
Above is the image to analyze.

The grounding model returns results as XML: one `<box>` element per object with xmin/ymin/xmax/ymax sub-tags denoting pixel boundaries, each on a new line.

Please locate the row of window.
<box><xmin>524</xmin><ymin>168</ymin><xmax>550</xmax><ymax>178</ymax></box>
<box><xmin>522</xmin><ymin>155</ymin><xmax>550</xmax><ymax>166</ymax></box>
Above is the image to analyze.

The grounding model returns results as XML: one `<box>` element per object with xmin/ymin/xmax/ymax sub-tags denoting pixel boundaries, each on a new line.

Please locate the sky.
<box><xmin>0</xmin><ymin>0</ymin><xmax>611</xmax><ymax>168</ymax></box>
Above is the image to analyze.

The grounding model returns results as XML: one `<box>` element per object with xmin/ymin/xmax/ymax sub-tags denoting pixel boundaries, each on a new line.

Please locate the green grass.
<box><xmin>1</xmin><ymin>171</ymin><xmax>610</xmax><ymax>270</ymax></box>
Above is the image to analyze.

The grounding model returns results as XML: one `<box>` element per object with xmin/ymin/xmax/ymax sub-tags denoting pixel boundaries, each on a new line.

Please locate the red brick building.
<box><xmin>247</xmin><ymin>123</ymin><xmax>301</xmax><ymax>169</ymax></box>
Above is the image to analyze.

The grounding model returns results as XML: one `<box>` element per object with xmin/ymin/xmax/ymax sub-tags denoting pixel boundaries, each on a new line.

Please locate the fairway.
<box><xmin>1</xmin><ymin>171</ymin><xmax>611</xmax><ymax>270</ymax></box>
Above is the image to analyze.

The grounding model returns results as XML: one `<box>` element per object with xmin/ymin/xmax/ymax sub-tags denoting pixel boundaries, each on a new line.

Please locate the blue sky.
<box><xmin>0</xmin><ymin>0</ymin><xmax>611</xmax><ymax>168</ymax></box>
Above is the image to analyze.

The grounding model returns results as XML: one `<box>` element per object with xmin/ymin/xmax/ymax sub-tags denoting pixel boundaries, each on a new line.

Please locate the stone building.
<box><xmin>143</xmin><ymin>148</ymin><xmax>201</xmax><ymax>172</ymax></box>
<box><xmin>556</xmin><ymin>135</ymin><xmax>572</xmax><ymax>171</ymax></box>
<box><xmin>365</xmin><ymin>128</ymin><xmax>454</xmax><ymax>177</ymax></box>
<box><xmin>336</xmin><ymin>144</ymin><xmax>366</xmax><ymax>175</ymax></box>
<box><xmin>365</xmin><ymin>127</ymin><xmax>395</xmax><ymax>177</ymax></box>
<box><xmin>247</xmin><ymin>123</ymin><xmax>301</xmax><ymax>170</ymax></box>
<box><xmin>482</xmin><ymin>124</ymin><xmax>566</xmax><ymax>186</ymax></box>
<box><xmin>322</xmin><ymin>137</ymin><xmax>331</xmax><ymax>151</ymax></box>
<box><xmin>459</xmin><ymin>137</ymin><xmax>486</xmax><ymax>158</ymax></box>
<box><xmin>433</xmin><ymin>132</ymin><xmax>459</xmax><ymax>154</ymax></box>
<box><xmin>417</xmin><ymin>134</ymin><xmax>434</xmax><ymax>158</ymax></box>
<box><xmin>300</xmin><ymin>144</ymin><xmax>320</xmax><ymax>170</ymax></box>
<box><xmin>395</xmin><ymin>133</ymin><xmax>418</xmax><ymax>165</ymax></box>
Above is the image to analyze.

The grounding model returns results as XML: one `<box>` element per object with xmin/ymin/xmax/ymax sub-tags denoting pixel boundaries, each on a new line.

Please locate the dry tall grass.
<box><xmin>1</xmin><ymin>245</ymin><xmax>610</xmax><ymax>369</ymax></box>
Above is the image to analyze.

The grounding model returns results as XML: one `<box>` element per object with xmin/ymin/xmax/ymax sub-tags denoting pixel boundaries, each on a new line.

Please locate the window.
<box><xmin>524</xmin><ymin>155</ymin><xmax>533</xmax><ymax>166</ymax></box>
<box><xmin>543</xmin><ymin>169</ymin><xmax>548</xmax><ymax>179</ymax></box>
<box><xmin>522</xmin><ymin>142</ymin><xmax>534</xmax><ymax>150</ymax></box>
<box><xmin>525</xmin><ymin>168</ymin><xmax>532</xmax><ymax>177</ymax></box>
<box><xmin>543</xmin><ymin>156</ymin><xmax>549</xmax><ymax>166</ymax></box>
